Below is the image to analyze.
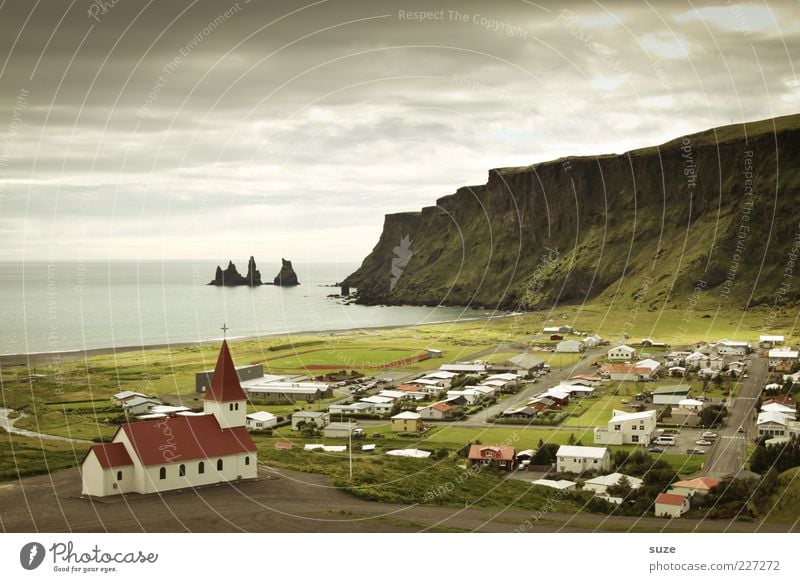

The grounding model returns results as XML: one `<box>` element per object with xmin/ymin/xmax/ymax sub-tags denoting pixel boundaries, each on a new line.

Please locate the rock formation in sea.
<box><xmin>208</xmin><ymin>257</ymin><xmax>263</xmax><ymax>286</ymax></box>
<box><xmin>273</xmin><ymin>258</ymin><xmax>300</xmax><ymax>286</ymax></box>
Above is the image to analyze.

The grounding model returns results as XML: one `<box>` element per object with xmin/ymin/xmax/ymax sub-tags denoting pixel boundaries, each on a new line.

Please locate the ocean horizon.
<box><xmin>0</xmin><ymin>260</ymin><xmax>488</xmax><ymax>356</ymax></box>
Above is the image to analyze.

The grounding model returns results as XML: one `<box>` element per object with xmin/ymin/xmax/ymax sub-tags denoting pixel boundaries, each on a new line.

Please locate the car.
<box><xmin>695</xmin><ymin>439</ymin><xmax>713</xmax><ymax>446</ymax></box>
<box><xmin>647</xmin><ymin>446</ymin><xmax>665</xmax><ymax>453</ymax></box>
<box><xmin>702</xmin><ymin>432</ymin><xmax>719</xmax><ymax>439</ymax></box>
<box><xmin>737</xmin><ymin>426</ymin><xmax>745</xmax><ymax>433</ymax></box>
<box><xmin>621</xmin><ymin>399</ymin><xmax>629</xmax><ymax>404</ymax></box>
<box><xmin>686</xmin><ymin>449</ymin><xmax>706</xmax><ymax>455</ymax></box>
<box><xmin>743</xmin><ymin>373</ymin><xmax>749</xmax><ymax>378</ymax></box>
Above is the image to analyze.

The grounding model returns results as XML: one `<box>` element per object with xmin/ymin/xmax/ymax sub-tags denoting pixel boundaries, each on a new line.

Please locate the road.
<box><xmin>0</xmin><ymin>407</ymin><xmax>92</xmax><ymax>444</ymax></box>
<box><xmin>702</xmin><ymin>355</ymin><xmax>767</xmax><ymax>479</ymax></box>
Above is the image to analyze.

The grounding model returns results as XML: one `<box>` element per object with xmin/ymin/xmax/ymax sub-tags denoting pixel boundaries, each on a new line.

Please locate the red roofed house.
<box><xmin>81</xmin><ymin>340</ymin><xmax>257</xmax><ymax>497</ymax></box>
<box><xmin>654</xmin><ymin>492</ymin><xmax>690</xmax><ymax>518</ymax></box>
<box><xmin>468</xmin><ymin>444</ymin><xmax>516</xmax><ymax>471</ymax></box>
<box><xmin>669</xmin><ymin>477</ymin><xmax>720</xmax><ymax>497</ymax></box>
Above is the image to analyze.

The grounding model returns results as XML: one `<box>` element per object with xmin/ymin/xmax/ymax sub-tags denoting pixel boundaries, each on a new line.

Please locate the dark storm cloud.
<box><xmin>1</xmin><ymin>0</ymin><xmax>798</xmax><ymax>260</ymax></box>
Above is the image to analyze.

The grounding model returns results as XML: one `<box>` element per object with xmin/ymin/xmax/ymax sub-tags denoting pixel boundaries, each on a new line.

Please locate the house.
<box><xmin>446</xmin><ymin>389</ymin><xmax>484</xmax><ymax>405</ymax></box>
<box><xmin>552</xmin><ymin>384</ymin><xmax>595</xmax><ymax>398</ymax></box>
<box><xmin>410</xmin><ymin>378</ymin><xmax>446</xmax><ymax>393</ymax></box>
<box><xmin>122</xmin><ymin>397</ymin><xmax>162</xmax><ymax>416</ymax></box>
<box><xmin>112</xmin><ymin>391</ymin><xmax>148</xmax><ymax>404</ymax></box>
<box><xmin>481</xmin><ymin>378</ymin><xmax>515</xmax><ymax>390</ymax></box>
<box><xmin>583</xmin><ymin>472</ymin><xmax>643</xmax><ymax>495</ymax></box>
<box><xmin>728</xmin><ymin>361</ymin><xmax>747</xmax><ymax>375</ymax></box>
<box><xmin>757</xmin><ymin>410</ymin><xmax>790</xmax><ymax>438</ymax></box>
<box><xmin>80</xmin><ymin>341</ymin><xmax>257</xmax><ymax>497</ymax></box>
<box><xmin>501</xmin><ymin>406</ymin><xmax>538</xmax><ymax>419</ymax></box>
<box><xmin>601</xmin><ymin>363</ymin><xmax>655</xmax><ymax>382</ymax></box>
<box><xmin>439</xmin><ymin>363</ymin><xmax>487</xmax><ymax>374</ymax></box>
<box><xmin>668</xmin><ymin>366</ymin><xmax>687</xmax><ymax>377</ymax></box>
<box><xmin>555</xmin><ymin>445</ymin><xmax>611</xmax><ymax>474</ymax></box>
<box><xmin>195</xmin><ymin>363</ymin><xmax>264</xmax><ymax>393</ymax></box>
<box><xmin>291</xmin><ymin>410</ymin><xmax>330</xmax><ymax>430</ymax></box>
<box><xmin>419</xmin><ymin>401</ymin><xmax>457</xmax><ymax>420</ymax></box>
<box><xmin>678</xmin><ymin>399</ymin><xmax>705</xmax><ymax>413</ymax></box>
<box><xmin>764</xmin><ymin>395</ymin><xmax>796</xmax><ymax>407</ymax></box>
<box><xmin>760</xmin><ymin>402</ymin><xmax>796</xmax><ymax>418</ymax></box>
<box><xmin>635</xmin><ymin>358</ymin><xmax>662</xmax><ymax>376</ymax></box>
<box><xmin>426</xmin><ymin>348</ymin><xmax>443</xmax><ymax>358</ymax></box>
<box><xmin>246</xmin><ymin>411</ymin><xmax>278</xmax><ymax>430</ymax></box>
<box><xmin>505</xmin><ymin>353</ymin><xmax>545</xmax><ymax>373</ymax></box>
<box><xmin>582</xmin><ymin>335</ymin><xmax>604</xmax><ymax>347</ymax></box>
<box><xmin>468</xmin><ymin>444</ymin><xmax>516</xmax><ymax>471</ymax></box>
<box><xmin>652</xmin><ymin>385</ymin><xmax>691</xmax><ymax>405</ymax></box>
<box><xmin>698</xmin><ymin>367</ymin><xmax>720</xmax><ymax>379</ymax></box>
<box><xmin>669</xmin><ymin>477</ymin><xmax>719</xmax><ymax>497</ymax></box>
<box><xmin>782</xmin><ymin>372</ymin><xmax>800</xmax><ymax>384</ymax></box>
<box><xmin>543</xmin><ymin>325</ymin><xmax>573</xmax><ymax>334</ymax></box>
<box><xmin>684</xmin><ymin>351</ymin><xmax>710</xmax><ymax>370</ymax></box>
<box><xmin>322</xmin><ymin>422</ymin><xmax>360</xmax><ymax>438</ymax></box>
<box><xmin>359</xmin><ymin>395</ymin><xmax>394</xmax><ymax>415</ymax></box>
<box><xmin>329</xmin><ymin>401</ymin><xmax>375</xmax><ymax>416</ymax></box>
<box><xmin>594</xmin><ymin>409</ymin><xmax>657</xmax><ymax>445</ymax></box>
<box><xmin>714</xmin><ymin>340</ymin><xmax>750</xmax><ymax>356</ymax></box>
<box><xmin>640</xmin><ymin>338</ymin><xmax>667</xmax><ymax>348</ymax></box>
<box><xmin>556</xmin><ymin>339</ymin><xmax>584</xmax><ymax>353</ymax></box>
<box><xmin>550</xmin><ymin>334</ymin><xmax>564</xmax><ymax>341</ymax></box>
<box><xmin>391</xmin><ymin>411</ymin><xmax>423</xmax><ymax>433</ymax></box>
<box><xmin>759</xmin><ymin>335</ymin><xmax>785</xmax><ymax>348</ymax></box>
<box><xmin>608</xmin><ymin>345</ymin><xmax>637</xmax><ymax>361</ymax></box>
<box><xmin>707</xmin><ymin>355</ymin><xmax>725</xmax><ymax>370</ymax></box>
<box><xmin>654</xmin><ymin>493</ymin><xmax>690</xmax><ymax>518</ymax></box>
<box><xmin>531</xmin><ymin>479</ymin><xmax>577</xmax><ymax>491</ymax></box>
<box><xmin>242</xmin><ymin>376</ymin><xmax>332</xmax><ymax>402</ymax></box>
<box><xmin>420</xmin><ymin>370</ymin><xmax>459</xmax><ymax>386</ymax></box>
<box><xmin>769</xmin><ymin>347</ymin><xmax>799</xmax><ymax>368</ymax></box>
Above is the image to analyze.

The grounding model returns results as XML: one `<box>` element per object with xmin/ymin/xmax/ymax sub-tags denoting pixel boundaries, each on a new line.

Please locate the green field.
<box><xmin>0</xmin><ymin>430</ymin><xmax>85</xmax><ymax>481</ymax></box>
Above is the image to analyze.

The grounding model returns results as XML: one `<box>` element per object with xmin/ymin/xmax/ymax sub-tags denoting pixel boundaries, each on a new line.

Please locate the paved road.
<box><xmin>702</xmin><ymin>356</ymin><xmax>767</xmax><ymax>479</ymax></box>
<box><xmin>0</xmin><ymin>407</ymin><xmax>92</xmax><ymax>444</ymax></box>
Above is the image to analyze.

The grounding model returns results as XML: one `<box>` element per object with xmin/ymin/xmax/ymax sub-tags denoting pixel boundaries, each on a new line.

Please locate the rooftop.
<box><xmin>556</xmin><ymin>445</ymin><xmax>608</xmax><ymax>459</ymax></box>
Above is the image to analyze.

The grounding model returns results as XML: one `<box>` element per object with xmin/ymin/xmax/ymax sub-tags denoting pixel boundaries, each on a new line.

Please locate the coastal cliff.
<box><xmin>343</xmin><ymin>114</ymin><xmax>800</xmax><ymax>310</ymax></box>
<box><xmin>273</xmin><ymin>258</ymin><xmax>300</xmax><ymax>286</ymax></box>
<box><xmin>208</xmin><ymin>256</ymin><xmax>262</xmax><ymax>286</ymax></box>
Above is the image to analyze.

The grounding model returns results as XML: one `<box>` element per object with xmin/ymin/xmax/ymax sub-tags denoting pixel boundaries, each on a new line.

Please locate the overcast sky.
<box><xmin>1</xmin><ymin>0</ymin><xmax>798</xmax><ymax>262</ymax></box>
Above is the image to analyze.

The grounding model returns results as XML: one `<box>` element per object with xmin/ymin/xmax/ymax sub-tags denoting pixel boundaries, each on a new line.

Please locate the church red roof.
<box><xmin>120</xmin><ymin>414</ymin><xmax>256</xmax><ymax>466</ymax></box>
<box><xmin>87</xmin><ymin>442</ymin><xmax>134</xmax><ymax>469</ymax></box>
<box><xmin>204</xmin><ymin>340</ymin><xmax>248</xmax><ymax>403</ymax></box>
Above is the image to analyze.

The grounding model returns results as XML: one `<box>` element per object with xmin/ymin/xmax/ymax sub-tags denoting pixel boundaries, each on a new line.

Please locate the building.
<box><xmin>531</xmin><ymin>479</ymin><xmax>577</xmax><ymax>491</ymax></box>
<box><xmin>594</xmin><ymin>409</ymin><xmax>657</xmax><ymax>445</ymax></box>
<box><xmin>652</xmin><ymin>385</ymin><xmax>691</xmax><ymax>405</ymax></box>
<box><xmin>322</xmin><ymin>422</ymin><xmax>360</xmax><ymax>438</ymax></box>
<box><xmin>684</xmin><ymin>351</ymin><xmax>710</xmax><ymax>370</ymax></box>
<box><xmin>80</xmin><ymin>341</ymin><xmax>257</xmax><ymax>497</ymax></box>
<box><xmin>122</xmin><ymin>397</ymin><xmax>162</xmax><ymax>416</ymax></box>
<box><xmin>196</xmin><ymin>363</ymin><xmax>264</xmax><ymax>392</ymax></box>
<box><xmin>608</xmin><ymin>345</ymin><xmax>637</xmax><ymax>361</ymax></box>
<box><xmin>635</xmin><ymin>358</ymin><xmax>662</xmax><ymax>377</ymax></box>
<box><xmin>391</xmin><ymin>411</ymin><xmax>423</xmax><ymax>433</ymax></box>
<box><xmin>426</xmin><ymin>348</ymin><xmax>443</xmax><ymax>358</ymax></box>
<box><xmin>501</xmin><ymin>406</ymin><xmax>538</xmax><ymax>419</ymax></box>
<box><xmin>291</xmin><ymin>410</ymin><xmax>330</xmax><ymax>430</ymax></box>
<box><xmin>760</xmin><ymin>402</ymin><xmax>796</xmax><ymax>418</ymax></box>
<box><xmin>439</xmin><ymin>363</ymin><xmax>487</xmax><ymax>374</ymax></box>
<box><xmin>112</xmin><ymin>391</ymin><xmax>148</xmax><ymax>404</ymax></box>
<box><xmin>468</xmin><ymin>444</ymin><xmax>516</xmax><ymax>471</ymax></box>
<box><xmin>583</xmin><ymin>472</ymin><xmax>643</xmax><ymax>495</ymax></box>
<box><xmin>359</xmin><ymin>395</ymin><xmax>394</xmax><ymax>415</ymax></box>
<box><xmin>504</xmin><ymin>352</ymin><xmax>545</xmax><ymax>373</ymax></box>
<box><xmin>678</xmin><ymin>398</ymin><xmax>705</xmax><ymax>413</ymax></box>
<box><xmin>582</xmin><ymin>334</ymin><xmax>604</xmax><ymax>347</ymax></box>
<box><xmin>329</xmin><ymin>401</ymin><xmax>375</xmax><ymax>416</ymax></box>
<box><xmin>556</xmin><ymin>339</ymin><xmax>584</xmax><ymax>353</ymax></box>
<box><xmin>446</xmin><ymin>389</ymin><xmax>484</xmax><ymax>405</ymax></box>
<box><xmin>543</xmin><ymin>325</ymin><xmax>573</xmax><ymax>334</ymax></box>
<box><xmin>242</xmin><ymin>379</ymin><xmax>332</xmax><ymax>403</ymax></box>
<box><xmin>760</xmin><ymin>335</ymin><xmax>785</xmax><ymax>348</ymax></box>
<box><xmin>601</xmin><ymin>363</ymin><xmax>657</xmax><ymax>382</ymax></box>
<box><xmin>419</xmin><ymin>401</ymin><xmax>457</xmax><ymax>420</ymax></box>
<box><xmin>246</xmin><ymin>411</ymin><xmax>278</xmax><ymax>430</ymax></box>
<box><xmin>640</xmin><ymin>338</ymin><xmax>667</xmax><ymax>348</ymax></box>
<box><xmin>654</xmin><ymin>493</ymin><xmax>690</xmax><ymax>518</ymax></box>
<box><xmin>714</xmin><ymin>340</ymin><xmax>750</xmax><ymax>356</ymax></box>
<box><xmin>757</xmin><ymin>410</ymin><xmax>790</xmax><ymax>438</ymax></box>
<box><xmin>769</xmin><ymin>347</ymin><xmax>799</xmax><ymax>368</ymax></box>
<box><xmin>669</xmin><ymin>477</ymin><xmax>719</xmax><ymax>497</ymax></box>
<box><xmin>555</xmin><ymin>445</ymin><xmax>611</xmax><ymax>474</ymax></box>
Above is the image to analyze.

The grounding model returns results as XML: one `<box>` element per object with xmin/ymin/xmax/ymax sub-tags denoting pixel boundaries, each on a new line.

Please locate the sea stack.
<box><xmin>208</xmin><ymin>258</ymin><xmax>263</xmax><ymax>286</ymax></box>
<box><xmin>273</xmin><ymin>258</ymin><xmax>300</xmax><ymax>286</ymax></box>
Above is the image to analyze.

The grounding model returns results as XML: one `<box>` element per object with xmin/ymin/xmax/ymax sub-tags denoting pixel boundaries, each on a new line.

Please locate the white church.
<box><xmin>81</xmin><ymin>340</ymin><xmax>258</xmax><ymax>497</ymax></box>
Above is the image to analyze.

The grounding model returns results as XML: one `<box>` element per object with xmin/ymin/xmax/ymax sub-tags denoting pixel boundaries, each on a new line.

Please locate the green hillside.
<box><xmin>344</xmin><ymin>113</ymin><xmax>800</xmax><ymax>315</ymax></box>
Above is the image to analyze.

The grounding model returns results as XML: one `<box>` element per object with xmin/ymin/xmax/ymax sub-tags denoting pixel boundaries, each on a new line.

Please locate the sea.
<box><xmin>0</xmin><ymin>261</ymin><xmax>489</xmax><ymax>356</ymax></box>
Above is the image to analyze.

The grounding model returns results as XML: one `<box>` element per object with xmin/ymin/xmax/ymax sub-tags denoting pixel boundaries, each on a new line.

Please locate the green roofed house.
<box><xmin>652</xmin><ymin>385</ymin><xmax>691</xmax><ymax>405</ymax></box>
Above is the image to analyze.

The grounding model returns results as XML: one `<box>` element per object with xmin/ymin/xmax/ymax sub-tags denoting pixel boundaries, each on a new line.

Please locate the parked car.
<box><xmin>695</xmin><ymin>439</ymin><xmax>713</xmax><ymax>446</ymax></box>
<box><xmin>737</xmin><ymin>426</ymin><xmax>745</xmax><ymax>433</ymax></box>
<box><xmin>686</xmin><ymin>449</ymin><xmax>706</xmax><ymax>455</ymax></box>
<box><xmin>647</xmin><ymin>446</ymin><xmax>665</xmax><ymax>453</ymax></box>
<box><xmin>702</xmin><ymin>431</ymin><xmax>718</xmax><ymax>439</ymax></box>
<box><xmin>743</xmin><ymin>373</ymin><xmax>749</xmax><ymax>378</ymax></box>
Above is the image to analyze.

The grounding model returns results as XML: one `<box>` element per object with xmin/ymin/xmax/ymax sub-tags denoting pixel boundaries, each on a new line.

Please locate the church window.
<box><xmin>159</xmin><ymin>467</ymin><xmax>166</xmax><ymax>480</ymax></box>
<box><xmin>217</xmin><ymin>459</ymin><xmax>223</xmax><ymax>471</ymax></box>
<box><xmin>179</xmin><ymin>464</ymin><xmax>186</xmax><ymax>477</ymax></box>
<box><xmin>198</xmin><ymin>461</ymin><xmax>205</xmax><ymax>474</ymax></box>
<box><xmin>245</xmin><ymin>456</ymin><xmax>250</xmax><ymax>466</ymax></box>
<box><xmin>116</xmin><ymin>471</ymin><xmax>122</xmax><ymax>481</ymax></box>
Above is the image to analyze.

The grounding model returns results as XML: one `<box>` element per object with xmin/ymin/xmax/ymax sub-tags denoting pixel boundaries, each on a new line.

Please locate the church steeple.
<box><xmin>203</xmin><ymin>339</ymin><xmax>247</xmax><ymax>429</ymax></box>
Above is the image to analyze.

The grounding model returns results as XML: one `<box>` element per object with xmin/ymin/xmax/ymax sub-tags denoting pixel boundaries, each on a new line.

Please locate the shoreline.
<box><xmin>0</xmin><ymin>311</ymin><xmax>521</xmax><ymax>368</ymax></box>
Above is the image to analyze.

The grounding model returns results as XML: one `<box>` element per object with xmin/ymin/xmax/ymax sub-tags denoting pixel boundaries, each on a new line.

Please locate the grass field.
<box><xmin>561</xmin><ymin>394</ymin><xmax>632</xmax><ymax>427</ymax></box>
<box><xmin>0</xmin><ymin>430</ymin><xmax>86</xmax><ymax>481</ymax></box>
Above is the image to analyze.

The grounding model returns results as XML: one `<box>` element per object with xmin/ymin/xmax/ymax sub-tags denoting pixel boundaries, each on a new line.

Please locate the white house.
<box><xmin>291</xmin><ymin>410</ymin><xmax>330</xmax><ymax>429</ymax></box>
<box><xmin>635</xmin><ymin>358</ymin><xmax>662</xmax><ymax>376</ymax></box>
<box><xmin>608</xmin><ymin>345</ymin><xmax>637</xmax><ymax>361</ymax></box>
<box><xmin>439</xmin><ymin>363</ymin><xmax>487</xmax><ymax>374</ymax></box>
<box><xmin>769</xmin><ymin>347</ymin><xmax>799</xmax><ymax>368</ymax></box>
<box><xmin>594</xmin><ymin>409</ymin><xmax>657</xmax><ymax>445</ymax></box>
<box><xmin>654</xmin><ymin>493</ymin><xmax>690</xmax><ymax>518</ymax></box>
<box><xmin>669</xmin><ymin>477</ymin><xmax>720</xmax><ymax>497</ymax></box>
<box><xmin>556</xmin><ymin>445</ymin><xmax>611</xmax><ymax>474</ymax></box>
<box><xmin>757</xmin><ymin>410</ymin><xmax>790</xmax><ymax>438</ymax></box>
<box><xmin>81</xmin><ymin>341</ymin><xmax>257</xmax><ymax>497</ymax></box>
<box><xmin>532</xmin><ymin>479</ymin><xmax>577</xmax><ymax>491</ymax></box>
<box><xmin>684</xmin><ymin>351</ymin><xmax>710</xmax><ymax>370</ymax></box>
<box><xmin>122</xmin><ymin>397</ymin><xmax>161</xmax><ymax>416</ymax></box>
<box><xmin>323</xmin><ymin>422</ymin><xmax>360</xmax><ymax>438</ymax></box>
<box><xmin>760</xmin><ymin>335</ymin><xmax>785</xmax><ymax>348</ymax></box>
<box><xmin>329</xmin><ymin>401</ymin><xmax>375</xmax><ymax>416</ymax></box>
<box><xmin>360</xmin><ymin>395</ymin><xmax>394</xmax><ymax>415</ymax></box>
<box><xmin>246</xmin><ymin>411</ymin><xmax>278</xmax><ymax>430</ymax></box>
<box><xmin>760</xmin><ymin>402</ymin><xmax>796</xmax><ymax>418</ymax></box>
<box><xmin>583</xmin><ymin>472</ymin><xmax>643</xmax><ymax>495</ymax></box>
<box><xmin>410</xmin><ymin>378</ymin><xmax>446</xmax><ymax>394</ymax></box>
<box><xmin>556</xmin><ymin>339</ymin><xmax>584</xmax><ymax>353</ymax></box>
<box><xmin>543</xmin><ymin>325</ymin><xmax>573</xmax><ymax>334</ymax></box>
<box><xmin>446</xmin><ymin>389</ymin><xmax>484</xmax><ymax>405</ymax></box>
<box><xmin>714</xmin><ymin>340</ymin><xmax>750</xmax><ymax>356</ymax></box>
<box><xmin>678</xmin><ymin>399</ymin><xmax>705</xmax><ymax>413</ymax></box>
<box><xmin>582</xmin><ymin>334</ymin><xmax>604</xmax><ymax>347</ymax></box>
<box><xmin>505</xmin><ymin>353</ymin><xmax>545</xmax><ymax>372</ymax></box>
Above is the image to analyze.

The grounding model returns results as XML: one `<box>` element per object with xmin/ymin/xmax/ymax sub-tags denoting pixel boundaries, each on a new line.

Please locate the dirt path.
<box><xmin>0</xmin><ymin>466</ymin><xmax>792</xmax><ymax>533</ymax></box>
<box><xmin>0</xmin><ymin>408</ymin><xmax>92</xmax><ymax>445</ymax></box>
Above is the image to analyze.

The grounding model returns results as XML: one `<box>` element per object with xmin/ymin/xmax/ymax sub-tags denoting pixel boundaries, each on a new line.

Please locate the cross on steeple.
<box><xmin>221</xmin><ymin>323</ymin><xmax>229</xmax><ymax>339</ymax></box>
